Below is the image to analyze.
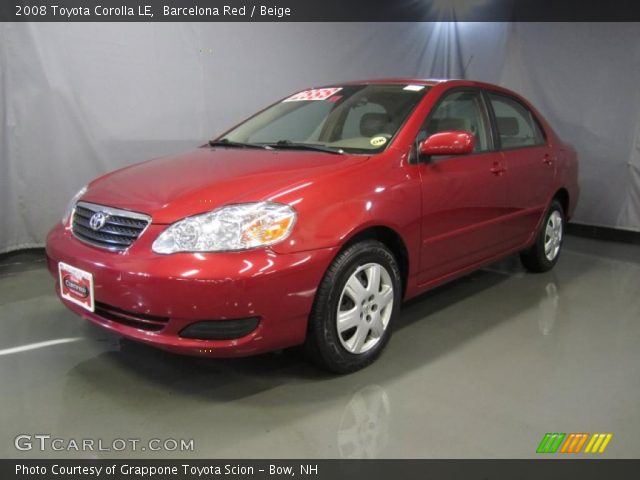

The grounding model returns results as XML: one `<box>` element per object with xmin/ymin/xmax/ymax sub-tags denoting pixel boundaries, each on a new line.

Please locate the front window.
<box><xmin>219</xmin><ymin>84</ymin><xmax>429</xmax><ymax>154</ymax></box>
<box><xmin>419</xmin><ymin>89</ymin><xmax>492</xmax><ymax>153</ymax></box>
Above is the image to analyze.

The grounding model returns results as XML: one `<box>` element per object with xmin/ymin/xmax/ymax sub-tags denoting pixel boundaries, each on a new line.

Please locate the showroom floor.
<box><xmin>1</xmin><ymin>236</ymin><xmax>638</xmax><ymax>459</ymax></box>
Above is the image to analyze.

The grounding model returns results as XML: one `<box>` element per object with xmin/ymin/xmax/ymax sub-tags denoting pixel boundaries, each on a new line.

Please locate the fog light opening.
<box><xmin>179</xmin><ymin>317</ymin><xmax>260</xmax><ymax>340</ymax></box>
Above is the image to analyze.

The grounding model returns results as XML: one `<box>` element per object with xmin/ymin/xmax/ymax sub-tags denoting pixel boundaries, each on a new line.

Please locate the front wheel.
<box><xmin>520</xmin><ymin>199</ymin><xmax>565</xmax><ymax>273</ymax></box>
<box><xmin>305</xmin><ymin>240</ymin><xmax>402</xmax><ymax>373</ymax></box>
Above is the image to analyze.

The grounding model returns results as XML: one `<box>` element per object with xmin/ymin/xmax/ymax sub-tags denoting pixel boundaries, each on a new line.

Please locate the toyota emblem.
<box><xmin>89</xmin><ymin>212</ymin><xmax>108</xmax><ymax>231</ymax></box>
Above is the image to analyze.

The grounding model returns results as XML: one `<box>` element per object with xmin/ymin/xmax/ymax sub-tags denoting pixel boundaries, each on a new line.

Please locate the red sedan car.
<box><xmin>47</xmin><ymin>79</ymin><xmax>578</xmax><ymax>372</ymax></box>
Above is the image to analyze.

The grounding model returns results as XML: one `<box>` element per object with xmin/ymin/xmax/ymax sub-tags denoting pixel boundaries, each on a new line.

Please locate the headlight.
<box><xmin>152</xmin><ymin>202</ymin><xmax>297</xmax><ymax>254</ymax></box>
<box><xmin>61</xmin><ymin>185</ymin><xmax>88</xmax><ymax>226</ymax></box>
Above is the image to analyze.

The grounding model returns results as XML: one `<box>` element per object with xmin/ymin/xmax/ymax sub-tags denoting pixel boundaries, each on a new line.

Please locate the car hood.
<box><xmin>82</xmin><ymin>147</ymin><xmax>364</xmax><ymax>224</ymax></box>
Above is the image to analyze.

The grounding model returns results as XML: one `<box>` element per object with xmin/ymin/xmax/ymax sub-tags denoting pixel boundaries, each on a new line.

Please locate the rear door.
<box><xmin>485</xmin><ymin>91</ymin><xmax>555</xmax><ymax>247</ymax></box>
<box><xmin>416</xmin><ymin>88</ymin><xmax>511</xmax><ymax>285</ymax></box>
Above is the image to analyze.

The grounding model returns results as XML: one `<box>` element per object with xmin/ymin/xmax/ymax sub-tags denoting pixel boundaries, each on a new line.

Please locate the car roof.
<box><xmin>318</xmin><ymin>78</ymin><xmax>523</xmax><ymax>99</ymax></box>
<box><xmin>338</xmin><ymin>78</ymin><xmax>445</xmax><ymax>86</ymax></box>
<box><xmin>337</xmin><ymin>78</ymin><xmax>501</xmax><ymax>88</ymax></box>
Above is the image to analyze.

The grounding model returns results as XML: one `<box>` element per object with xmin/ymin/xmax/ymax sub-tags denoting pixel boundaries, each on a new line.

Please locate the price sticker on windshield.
<box><xmin>284</xmin><ymin>88</ymin><xmax>343</xmax><ymax>102</ymax></box>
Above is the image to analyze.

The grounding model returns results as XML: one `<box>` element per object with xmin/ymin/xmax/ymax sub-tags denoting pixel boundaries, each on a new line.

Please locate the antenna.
<box><xmin>462</xmin><ymin>55</ymin><xmax>474</xmax><ymax>79</ymax></box>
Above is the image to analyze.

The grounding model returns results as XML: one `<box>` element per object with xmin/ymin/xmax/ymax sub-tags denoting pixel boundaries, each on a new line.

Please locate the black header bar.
<box><xmin>2</xmin><ymin>0</ymin><xmax>640</xmax><ymax>22</ymax></box>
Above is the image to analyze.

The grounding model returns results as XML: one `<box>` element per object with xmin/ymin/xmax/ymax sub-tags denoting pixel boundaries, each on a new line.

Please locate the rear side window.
<box><xmin>488</xmin><ymin>92</ymin><xmax>546</xmax><ymax>149</ymax></box>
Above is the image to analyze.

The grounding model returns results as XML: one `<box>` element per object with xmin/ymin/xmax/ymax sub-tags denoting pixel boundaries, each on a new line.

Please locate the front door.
<box><xmin>416</xmin><ymin>89</ymin><xmax>510</xmax><ymax>285</ymax></box>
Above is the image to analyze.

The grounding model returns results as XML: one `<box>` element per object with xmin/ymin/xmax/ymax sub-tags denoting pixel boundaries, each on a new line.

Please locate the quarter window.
<box><xmin>488</xmin><ymin>93</ymin><xmax>546</xmax><ymax>149</ymax></box>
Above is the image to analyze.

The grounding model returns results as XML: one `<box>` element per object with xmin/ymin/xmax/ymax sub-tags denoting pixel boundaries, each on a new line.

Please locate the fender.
<box><xmin>271</xmin><ymin>151</ymin><xmax>422</xmax><ymax>260</ymax></box>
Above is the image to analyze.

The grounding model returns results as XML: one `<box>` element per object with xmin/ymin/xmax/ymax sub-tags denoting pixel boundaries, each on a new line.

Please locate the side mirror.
<box><xmin>418</xmin><ymin>131</ymin><xmax>475</xmax><ymax>157</ymax></box>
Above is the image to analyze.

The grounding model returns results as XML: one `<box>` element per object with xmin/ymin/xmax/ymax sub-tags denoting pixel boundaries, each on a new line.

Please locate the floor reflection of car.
<box><xmin>46</xmin><ymin>79</ymin><xmax>579</xmax><ymax>373</ymax></box>
<box><xmin>338</xmin><ymin>385</ymin><xmax>390</xmax><ymax>458</ymax></box>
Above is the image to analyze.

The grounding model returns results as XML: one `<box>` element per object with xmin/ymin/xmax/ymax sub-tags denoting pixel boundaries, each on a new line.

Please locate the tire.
<box><xmin>305</xmin><ymin>240</ymin><xmax>402</xmax><ymax>373</ymax></box>
<box><xmin>520</xmin><ymin>199</ymin><xmax>565</xmax><ymax>273</ymax></box>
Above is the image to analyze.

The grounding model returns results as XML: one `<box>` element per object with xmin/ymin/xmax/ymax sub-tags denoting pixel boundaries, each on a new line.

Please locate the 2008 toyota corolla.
<box><xmin>46</xmin><ymin>79</ymin><xmax>579</xmax><ymax>372</ymax></box>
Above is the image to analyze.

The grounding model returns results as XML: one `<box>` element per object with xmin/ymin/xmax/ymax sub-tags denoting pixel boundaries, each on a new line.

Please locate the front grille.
<box><xmin>94</xmin><ymin>302</ymin><xmax>169</xmax><ymax>332</ymax></box>
<box><xmin>72</xmin><ymin>201</ymin><xmax>151</xmax><ymax>252</ymax></box>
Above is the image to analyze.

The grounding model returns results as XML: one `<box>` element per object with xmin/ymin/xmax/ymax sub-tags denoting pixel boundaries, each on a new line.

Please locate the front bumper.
<box><xmin>46</xmin><ymin>223</ymin><xmax>337</xmax><ymax>357</ymax></box>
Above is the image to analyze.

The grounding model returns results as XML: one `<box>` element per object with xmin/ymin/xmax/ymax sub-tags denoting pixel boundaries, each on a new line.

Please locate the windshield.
<box><xmin>218</xmin><ymin>84</ymin><xmax>429</xmax><ymax>154</ymax></box>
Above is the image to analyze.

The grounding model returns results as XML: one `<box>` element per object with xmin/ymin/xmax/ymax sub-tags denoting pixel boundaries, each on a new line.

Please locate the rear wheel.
<box><xmin>520</xmin><ymin>199</ymin><xmax>565</xmax><ymax>273</ymax></box>
<box><xmin>305</xmin><ymin>240</ymin><xmax>402</xmax><ymax>373</ymax></box>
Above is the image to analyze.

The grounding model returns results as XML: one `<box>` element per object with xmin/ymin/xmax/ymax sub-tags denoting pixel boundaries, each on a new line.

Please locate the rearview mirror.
<box><xmin>419</xmin><ymin>131</ymin><xmax>475</xmax><ymax>157</ymax></box>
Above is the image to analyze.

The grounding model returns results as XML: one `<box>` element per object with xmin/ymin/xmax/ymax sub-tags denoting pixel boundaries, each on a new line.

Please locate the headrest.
<box><xmin>497</xmin><ymin>116</ymin><xmax>519</xmax><ymax>136</ymax></box>
<box><xmin>360</xmin><ymin>113</ymin><xmax>392</xmax><ymax>137</ymax></box>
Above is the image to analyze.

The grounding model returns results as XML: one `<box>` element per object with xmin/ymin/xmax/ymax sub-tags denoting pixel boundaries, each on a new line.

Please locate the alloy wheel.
<box><xmin>336</xmin><ymin>263</ymin><xmax>394</xmax><ymax>354</ymax></box>
<box><xmin>544</xmin><ymin>210</ymin><xmax>563</xmax><ymax>261</ymax></box>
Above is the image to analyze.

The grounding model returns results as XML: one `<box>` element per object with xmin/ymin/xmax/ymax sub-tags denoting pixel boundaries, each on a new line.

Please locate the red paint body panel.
<box><xmin>46</xmin><ymin>79</ymin><xmax>579</xmax><ymax>357</ymax></box>
<box><xmin>47</xmin><ymin>224</ymin><xmax>338</xmax><ymax>356</ymax></box>
<box><xmin>82</xmin><ymin>148</ymin><xmax>366</xmax><ymax>225</ymax></box>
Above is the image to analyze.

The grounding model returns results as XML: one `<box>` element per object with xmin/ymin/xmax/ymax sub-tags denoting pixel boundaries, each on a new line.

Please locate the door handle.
<box><xmin>542</xmin><ymin>154</ymin><xmax>554</xmax><ymax>166</ymax></box>
<box><xmin>490</xmin><ymin>162</ymin><xmax>506</xmax><ymax>175</ymax></box>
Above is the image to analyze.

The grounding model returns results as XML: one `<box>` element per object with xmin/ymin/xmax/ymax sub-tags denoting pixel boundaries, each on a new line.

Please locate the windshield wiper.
<box><xmin>265</xmin><ymin>140</ymin><xmax>344</xmax><ymax>155</ymax></box>
<box><xmin>208</xmin><ymin>138</ymin><xmax>272</xmax><ymax>150</ymax></box>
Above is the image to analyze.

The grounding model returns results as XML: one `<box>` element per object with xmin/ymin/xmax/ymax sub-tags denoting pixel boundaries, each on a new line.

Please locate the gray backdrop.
<box><xmin>1</xmin><ymin>22</ymin><xmax>639</xmax><ymax>253</ymax></box>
